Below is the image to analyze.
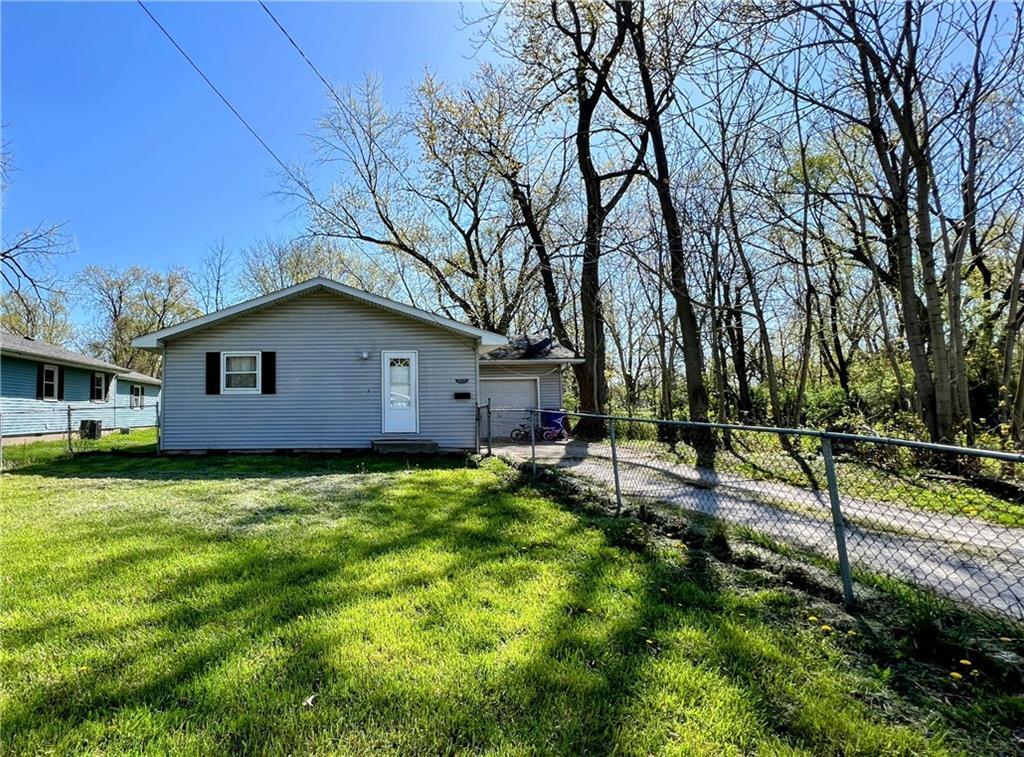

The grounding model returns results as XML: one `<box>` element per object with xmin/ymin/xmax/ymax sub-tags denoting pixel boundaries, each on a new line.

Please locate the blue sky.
<box><xmin>2</xmin><ymin>1</ymin><xmax>482</xmax><ymax>282</ymax></box>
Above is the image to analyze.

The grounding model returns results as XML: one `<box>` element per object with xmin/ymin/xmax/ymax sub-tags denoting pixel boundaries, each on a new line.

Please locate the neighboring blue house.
<box><xmin>0</xmin><ymin>333</ymin><xmax>161</xmax><ymax>441</ymax></box>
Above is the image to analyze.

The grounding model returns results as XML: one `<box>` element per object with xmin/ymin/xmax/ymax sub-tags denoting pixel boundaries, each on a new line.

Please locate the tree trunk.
<box><xmin>1000</xmin><ymin>231</ymin><xmax>1024</xmax><ymax>434</ymax></box>
<box><xmin>621</xmin><ymin>2</ymin><xmax>713</xmax><ymax>462</ymax></box>
<box><xmin>724</xmin><ymin>285</ymin><xmax>753</xmax><ymax>419</ymax></box>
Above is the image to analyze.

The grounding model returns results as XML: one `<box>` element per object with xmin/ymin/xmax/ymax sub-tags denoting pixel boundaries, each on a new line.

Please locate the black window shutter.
<box><xmin>261</xmin><ymin>352</ymin><xmax>276</xmax><ymax>394</ymax></box>
<box><xmin>205</xmin><ymin>352</ymin><xmax>221</xmax><ymax>394</ymax></box>
<box><xmin>140</xmin><ymin>385</ymin><xmax>145</xmax><ymax>407</ymax></box>
<box><xmin>57</xmin><ymin>367</ymin><xmax>66</xmax><ymax>401</ymax></box>
<box><xmin>36</xmin><ymin>364</ymin><xmax>44</xmax><ymax>399</ymax></box>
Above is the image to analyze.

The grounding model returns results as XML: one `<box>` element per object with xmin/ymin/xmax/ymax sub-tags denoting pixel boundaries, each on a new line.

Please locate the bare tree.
<box><xmin>189</xmin><ymin>239</ymin><xmax>235</xmax><ymax>313</ymax></box>
<box><xmin>0</xmin><ymin>289</ymin><xmax>74</xmax><ymax>345</ymax></box>
<box><xmin>76</xmin><ymin>265</ymin><xmax>199</xmax><ymax>375</ymax></box>
<box><xmin>1</xmin><ymin>140</ymin><xmax>73</xmax><ymax>311</ymax></box>
<box><xmin>237</xmin><ymin>237</ymin><xmax>387</xmax><ymax>299</ymax></box>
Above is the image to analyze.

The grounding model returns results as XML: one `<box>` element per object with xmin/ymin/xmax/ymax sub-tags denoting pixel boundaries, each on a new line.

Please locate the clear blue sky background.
<box><xmin>2</xmin><ymin>1</ymin><xmax>481</xmax><ymax>283</ymax></box>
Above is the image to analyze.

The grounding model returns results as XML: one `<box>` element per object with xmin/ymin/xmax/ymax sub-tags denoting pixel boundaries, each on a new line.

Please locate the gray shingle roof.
<box><xmin>117</xmin><ymin>370</ymin><xmax>162</xmax><ymax>386</ymax></box>
<box><xmin>0</xmin><ymin>332</ymin><xmax>160</xmax><ymax>385</ymax></box>
<box><xmin>480</xmin><ymin>334</ymin><xmax>578</xmax><ymax>361</ymax></box>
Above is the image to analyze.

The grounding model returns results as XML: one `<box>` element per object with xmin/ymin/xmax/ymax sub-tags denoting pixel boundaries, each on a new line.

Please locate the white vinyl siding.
<box><xmin>161</xmin><ymin>290</ymin><xmax>479</xmax><ymax>450</ymax></box>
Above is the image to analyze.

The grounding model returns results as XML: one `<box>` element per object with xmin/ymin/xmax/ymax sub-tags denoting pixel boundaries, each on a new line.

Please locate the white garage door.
<box><xmin>480</xmin><ymin>379</ymin><xmax>538</xmax><ymax>438</ymax></box>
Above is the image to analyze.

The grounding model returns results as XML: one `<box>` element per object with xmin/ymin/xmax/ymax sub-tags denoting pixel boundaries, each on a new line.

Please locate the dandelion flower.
<box><xmin>959</xmin><ymin>659</ymin><xmax>971</xmax><ymax>666</ymax></box>
<box><xmin>846</xmin><ymin>630</ymin><xmax>857</xmax><ymax>637</ymax></box>
<box><xmin>950</xmin><ymin>671</ymin><xmax>963</xmax><ymax>680</ymax></box>
<box><xmin>807</xmin><ymin>615</ymin><xmax>819</xmax><ymax>622</ymax></box>
<box><xmin>820</xmin><ymin>625</ymin><xmax>833</xmax><ymax>633</ymax></box>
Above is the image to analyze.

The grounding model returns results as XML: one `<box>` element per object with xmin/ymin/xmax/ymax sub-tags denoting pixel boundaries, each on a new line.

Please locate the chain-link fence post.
<box><xmin>822</xmin><ymin>435</ymin><xmax>855</xmax><ymax>606</ymax></box>
<box><xmin>486</xmin><ymin>400</ymin><xmax>492</xmax><ymax>456</ymax></box>
<box><xmin>156</xmin><ymin>400</ymin><xmax>161</xmax><ymax>453</ymax></box>
<box><xmin>530</xmin><ymin>408</ymin><xmax>537</xmax><ymax>478</ymax></box>
<box><xmin>609</xmin><ymin>417</ymin><xmax>623</xmax><ymax>516</ymax></box>
<box><xmin>66</xmin><ymin>405</ymin><xmax>73</xmax><ymax>456</ymax></box>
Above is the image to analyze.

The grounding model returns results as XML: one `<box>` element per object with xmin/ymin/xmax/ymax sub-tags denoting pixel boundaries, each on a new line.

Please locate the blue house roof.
<box><xmin>0</xmin><ymin>333</ymin><xmax>160</xmax><ymax>385</ymax></box>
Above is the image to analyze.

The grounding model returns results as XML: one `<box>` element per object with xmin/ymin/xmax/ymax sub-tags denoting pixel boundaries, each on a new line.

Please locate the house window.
<box><xmin>42</xmin><ymin>364</ymin><xmax>57</xmax><ymax>401</ymax></box>
<box><xmin>222</xmin><ymin>352</ymin><xmax>260</xmax><ymax>394</ymax></box>
<box><xmin>92</xmin><ymin>372</ymin><xmax>106</xmax><ymax>402</ymax></box>
<box><xmin>130</xmin><ymin>384</ymin><xmax>143</xmax><ymax>409</ymax></box>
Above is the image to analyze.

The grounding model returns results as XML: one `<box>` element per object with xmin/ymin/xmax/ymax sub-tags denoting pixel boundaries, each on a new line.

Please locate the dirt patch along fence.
<box><xmin>482</xmin><ymin>407</ymin><xmax>1024</xmax><ymax>625</ymax></box>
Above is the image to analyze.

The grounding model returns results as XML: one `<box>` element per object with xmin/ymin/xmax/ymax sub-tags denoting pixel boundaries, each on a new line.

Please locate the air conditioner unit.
<box><xmin>79</xmin><ymin>419</ymin><xmax>103</xmax><ymax>440</ymax></box>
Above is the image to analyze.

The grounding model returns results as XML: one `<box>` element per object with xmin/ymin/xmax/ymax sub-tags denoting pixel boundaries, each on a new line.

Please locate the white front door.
<box><xmin>382</xmin><ymin>351</ymin><xmax>418</xmax><ymax>433</ymax></box>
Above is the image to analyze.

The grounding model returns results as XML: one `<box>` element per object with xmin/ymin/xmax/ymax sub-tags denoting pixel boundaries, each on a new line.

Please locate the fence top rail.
<box><xmin>494</xmin><ymin>407</ymin><xmax>1024</xmax><ymax>465</ymax></box>
<box><xmin>0</xmin><ymin>403</ymin><xmax>154</xmax><ymax>414</ymax></box>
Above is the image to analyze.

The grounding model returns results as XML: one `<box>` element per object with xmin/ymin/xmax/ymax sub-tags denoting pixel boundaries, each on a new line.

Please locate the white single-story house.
<box><xmin>132</xmin><ymin>277</ymin><xmax>581</xmax><ymax>452</ymax></box>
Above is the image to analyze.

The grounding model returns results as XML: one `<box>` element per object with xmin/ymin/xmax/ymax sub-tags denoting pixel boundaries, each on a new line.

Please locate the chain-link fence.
<box><xmin>481</xmin><ymin>406</ymin><xmax>1024</xmax><ymax>626</ymax></box>
<box><xmin>0</xmin><ymin>403</ymin><xmax>159</xmax><ymax>470</ymax></box>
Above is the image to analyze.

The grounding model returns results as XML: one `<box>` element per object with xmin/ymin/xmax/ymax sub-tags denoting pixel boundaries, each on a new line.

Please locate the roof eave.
<box><xmin>1</xmin><ymin>347</ymin><xmax>122</xmax><ymax>374</ymax></box>
<box><xmin>480</xmin><ymin>358</ymin><xmax>584</xmax><ymax>365</ymax></box>
<box><xmin>131</xmin><ymin>278</ymin><xmax>507</xmax><ymax>349</ymax></box>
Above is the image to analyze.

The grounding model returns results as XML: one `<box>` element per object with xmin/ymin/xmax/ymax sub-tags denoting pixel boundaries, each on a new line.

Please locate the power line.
<box><xmin>258</xmin><ymin>1</ymin><xmax>336</xmax><ymax>98</ymax></box>
<box><xmin>255</xmin><ymin>0</ymin><xmax>499</xmax><ymax>343</ymax></box>
<box><xmin>137</xmin><ymin>0</ymin><xmax>491</xmax><ymax>343</ymax></box>
<box><xmin>256</xmin><ymin>1</ymin><xmax>463</xmax><ymax>241</ymax></box>
<box><xmin>135</xmin><ymin>0</ymin><xmax>304</xmax><ymax>191</ymax></box>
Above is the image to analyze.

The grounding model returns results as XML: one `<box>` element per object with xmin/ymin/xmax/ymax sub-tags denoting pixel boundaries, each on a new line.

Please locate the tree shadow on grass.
<box><xmin>5</xmin><ymin>450</ymin><xmax>471</xmax><ymax>481</ymax></box>
<box><xmin>3</xmin><ymin>458</ymin><xmax>945</xmax><ymax>754</ymax></box>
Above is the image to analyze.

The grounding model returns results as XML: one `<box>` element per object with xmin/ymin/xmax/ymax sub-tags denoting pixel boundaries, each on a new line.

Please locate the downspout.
<box><xmin>158</xmin><ymin>343</ymin><xmax>165</xmax><ymax>453</ymax></box>
<box><xmin>474</xmin><ymin>339</ymin><xmax>481</xmax><ymax>453</ymax></box>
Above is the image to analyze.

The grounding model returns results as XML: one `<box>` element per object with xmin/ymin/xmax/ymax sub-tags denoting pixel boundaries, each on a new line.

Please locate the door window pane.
<box><xmin>389</xmin><ymin>358</ymin><xmax>411</xmax><ymax>408</ymax></box>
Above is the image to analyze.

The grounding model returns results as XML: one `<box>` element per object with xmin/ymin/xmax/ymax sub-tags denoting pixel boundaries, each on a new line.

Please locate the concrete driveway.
<box><xmin>496</xmin><ymin>439</ymin><xmax>1024</xmax><ymax>621</ymax></box>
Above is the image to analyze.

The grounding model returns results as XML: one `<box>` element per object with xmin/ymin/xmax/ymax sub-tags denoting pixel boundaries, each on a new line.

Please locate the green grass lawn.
<box><xmin>1</xmin><ymin>427</ymin><xmax>157</xmax><ymax>471</ymax></box>
<box><xmin>2</xmin><ymin>452</ymin><xmax>1021</xmax><ymax>754</ymax></box>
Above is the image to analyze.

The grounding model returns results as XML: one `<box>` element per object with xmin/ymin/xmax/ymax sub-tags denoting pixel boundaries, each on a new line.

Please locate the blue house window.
<box><xmin>130</xmin><ymin>385</ymin><xmax>143</xmax><ymax>410</ymax></box>
<box><xmin>91</xmin><ymin>373</ymin><xmax>106</xmax><ymax>402</ymax></box>
<box><xmin>42</xmin><ymin>364</ymin><xmax>57</xmax><ymax>401</ymax></box>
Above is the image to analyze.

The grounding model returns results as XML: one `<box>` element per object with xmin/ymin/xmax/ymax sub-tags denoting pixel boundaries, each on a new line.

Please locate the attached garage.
<box><xmin>477</xmin><ymin>335</ymin><xmax>581</xmax><ymax>439</ymax></box>
<box><xmin>479</xmin><ymin>378</ymin><xmax>539</xmax><ymax>438</ymax></box>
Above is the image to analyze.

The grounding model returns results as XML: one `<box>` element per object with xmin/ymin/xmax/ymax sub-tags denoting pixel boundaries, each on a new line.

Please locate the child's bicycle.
<box><xmin>510</xmin><ymin>412</ymin><xmax>568</xmax><ymax>443</ymax></box>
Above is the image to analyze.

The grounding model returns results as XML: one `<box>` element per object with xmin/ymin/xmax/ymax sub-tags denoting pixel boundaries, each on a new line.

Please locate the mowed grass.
<box><xmin>1</xmin><ymin>427</ymin><xmax>157</xmax><ymax>471</ymax></box>
<box><xmin>1</xmin><ymin>453</ymin><xmax>1016</xmax><ymax>754</ymax></box>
